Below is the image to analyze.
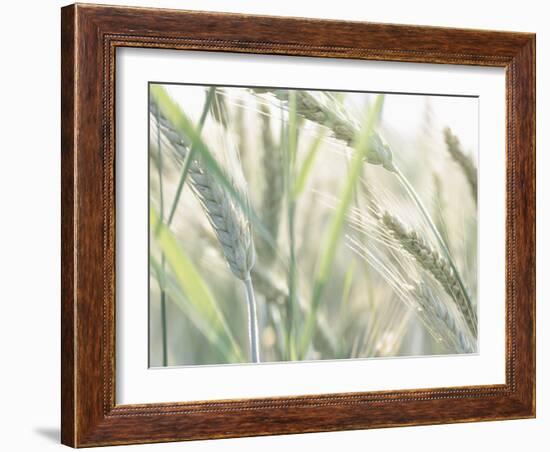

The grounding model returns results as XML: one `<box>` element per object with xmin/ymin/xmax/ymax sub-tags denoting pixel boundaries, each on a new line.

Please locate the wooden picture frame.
<box><xmin>61</xmin><ymin>3</ymin><xmax>535</xmax><ymax>447</ymax></box>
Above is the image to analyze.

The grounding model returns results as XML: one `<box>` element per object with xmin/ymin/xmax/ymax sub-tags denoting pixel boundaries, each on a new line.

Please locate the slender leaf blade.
<box><xmin>150</xmin><ymin>207</ymin><xmax>244</xmax><ymax>361</ymax></box>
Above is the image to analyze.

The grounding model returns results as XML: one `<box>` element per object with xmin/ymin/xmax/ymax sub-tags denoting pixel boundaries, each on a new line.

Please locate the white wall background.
<box><xmin>0</xmin><ymin>1</ymin><xmax>545</xmax><ymax>450</ymax></box>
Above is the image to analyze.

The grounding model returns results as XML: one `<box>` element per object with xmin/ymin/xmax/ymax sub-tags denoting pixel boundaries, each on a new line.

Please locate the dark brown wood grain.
<box><xmin>61</xmin><ymin>5</ymin><xmax>76</xmax><ymax>446</ymax></box>
<box><xmin>61</xmin><ymin>3</ymin><xmax>536</xmax><ymax>447</ymax></box>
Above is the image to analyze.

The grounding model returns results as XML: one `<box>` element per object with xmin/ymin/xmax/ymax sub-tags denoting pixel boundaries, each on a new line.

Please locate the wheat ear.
<box><xmin>381</xmin><ymin>212</ymin><xmax>477</xmax><ymax>338</ymax></box>
<box><xmin>345</xmin><ymin>232</ymin><xmax>472</xmax><ymax>353</ymax></box>
<box><xmin>254</xmin><ymin>88</ymin><xmax>395</xmax><ymax>171</ymax></box>
<box><xmin>443</xmin><ymin>127</ymin><xmax>477</xmax><ymax>203</ymax></box>
<box><xmin>151</xmin><ymin>98</ymin><xmax>261</xmax><ymax>363</ymax></box>
<box><xmin>413</xmin><ymin>283</ymin><xmax>474</xmax><ymax>353</ymax></box>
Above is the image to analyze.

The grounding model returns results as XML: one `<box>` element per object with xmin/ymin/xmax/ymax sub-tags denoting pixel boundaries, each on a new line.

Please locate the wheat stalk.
<box><xmin>443</xmin><ymin>127</ymin><xmax>477</xmax><ymax>203</ymax></box>
<box><xmin>154</xmin><ymin>104</ymin><xmax>169</xmax><ymax>366</ymax></box>
<box><xmin>150</xmin><ymin>96</ymin><xmax>261</xmax><ymax>363</ymax></box>
<box><xmin>432</xmin><ymin>173</ymin><xmax>452</xmax><ymax>249</ymax></box>
<box><xmin>210</xmin><ymin>87</ymin><xmax>229</xmax><ymax>128</ymax></box>
<box><xmin>257</xmin><ymin>103</ymin><xmax>284</xmax><ymax>265</ymax></box>
<box><xmin>381</xmin><ymin>212</ymin><xmax>477</xmax><ymax>338</ymax></box>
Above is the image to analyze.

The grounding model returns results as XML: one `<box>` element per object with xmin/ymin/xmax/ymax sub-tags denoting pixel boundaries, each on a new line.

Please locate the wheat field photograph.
<box><xmin>148</xmin><ymin>83</ymin><xmax>478</xmax><ymax>367</ymax></box>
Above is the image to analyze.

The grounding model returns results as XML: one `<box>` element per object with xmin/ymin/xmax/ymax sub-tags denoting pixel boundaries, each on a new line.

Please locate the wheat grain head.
<box><xmin>381</xmin><ymin>211</ymin><xmax>477</xmax><ymax>338</ymax></box>
<box><xmin>150</xmin><ymin>100</ymin><xmax>256</xmax><ymax>281</ymax></box>
<box><xmin>254</xmin><ymin>88</ymin><xmax>395</xmax><ymax>171</ymax></box>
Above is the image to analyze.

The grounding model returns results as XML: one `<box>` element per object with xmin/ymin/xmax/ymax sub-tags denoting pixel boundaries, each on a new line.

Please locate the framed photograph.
<box><xmin>61</xmin><ymin>3</ymin><xmax>536</xmax><ymax>447</ymax></box>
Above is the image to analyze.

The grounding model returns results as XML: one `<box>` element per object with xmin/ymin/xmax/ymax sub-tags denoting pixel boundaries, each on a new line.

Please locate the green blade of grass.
<box><xmin>292</xmin><ymin>129</ymin><xmax>326</xmax><ymax>200</ymax></box>
<box><xmin>288</xmin><ymin>91</ymin><xmax>298</xmax><ymax>168</ymax></box>
<box><xmin>286</xmin><ymin>91</ymin><xmax>299</xmax><ymax>361</ymax></box>
<box><xmin>299</xmin><ymin>94</ymin><xmax>385</xmax><ymax>357</ymax></box>
<box><xmin>154</xmin><ymin>98</ymin><xmax>168</xmax><ymax>366</ymax></box>
<box><xmin>150</xmin><ymin>207</ymin><xmax>244</xmax><ymax>362</ymax></box>
<box><xmin>150</xmin><ymin>256</ymin><xmax>236</xmax><ymax>362</ymax></box>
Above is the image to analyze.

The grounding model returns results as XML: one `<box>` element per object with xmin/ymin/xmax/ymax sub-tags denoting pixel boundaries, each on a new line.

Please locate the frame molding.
<box><xmin>61</xmin><ymin>3</ymin><xmax>535</xmax><ymax>447</ymax></box>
